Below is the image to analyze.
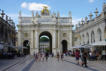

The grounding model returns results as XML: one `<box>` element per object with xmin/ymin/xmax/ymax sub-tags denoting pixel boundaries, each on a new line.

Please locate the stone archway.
<box><xmin>17</xmin><ymin>7</ymin><xmax>73</xmax><ymax>55</ymax></box>
<box><xmin>62</xmin><ymin>40</ymin><xmax>68</xmax><ymax>53</ymax></box>
<box><xmin>39</xmin><ymin>31</ymin><xmax>52</xmax><ymax>54</ymax></box>
<box><xmin>23</xmin><ymin>40</ymin><xmax>30</xmax><ymax>55</ymax></box>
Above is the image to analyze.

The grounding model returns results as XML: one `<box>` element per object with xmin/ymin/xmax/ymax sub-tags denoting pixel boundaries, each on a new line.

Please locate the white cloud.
<box><xmin>89</xmin><ymin>0</ymin><xmax>94</xmax><ymax>3</ymax></box>
<box><xmin>72</xmin><ymin>18</ymin><xmax>81</xmax><ymax>25</ymax></box>
<box><xmin>21</xmin><ymin>2</ymin><xmax>27</xmax><ymax>8</ymax></box>
<box><xmin>72</xmin><ymin>17</ymin><xmax>81</xmax><ymax>30</ymax></box>
<box><xmin>21</xmin><ymin>2</ymin><xmax>50</xmax><ymax>11</ymax></box>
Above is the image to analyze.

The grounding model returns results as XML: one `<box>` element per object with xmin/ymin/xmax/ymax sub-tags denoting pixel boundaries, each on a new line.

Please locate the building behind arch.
<box><xmin>73</xmin><ymin>3</ymin><xmax>106</xmax><ymax>57</ymax></box>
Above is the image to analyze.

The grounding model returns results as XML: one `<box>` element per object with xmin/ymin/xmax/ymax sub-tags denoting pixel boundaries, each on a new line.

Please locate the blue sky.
<box><xmin>0</xmin><ymin>0</ymin><xmax>105</xmax><ymax>29</ymax></box>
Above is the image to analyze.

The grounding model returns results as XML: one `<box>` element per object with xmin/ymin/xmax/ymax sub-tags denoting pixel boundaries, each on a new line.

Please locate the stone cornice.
<box><xmin>76</xmin><ymin>17</ymin><xmax>105</xmax><ymax>33</ymax></box>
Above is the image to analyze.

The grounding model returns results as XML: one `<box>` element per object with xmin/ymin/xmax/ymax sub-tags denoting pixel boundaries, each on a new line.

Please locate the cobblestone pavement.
<box><xmin>23</xmin><ymin>56</ymin><xmax>106</xmax><ymax>71</ymax></box>
<box><xmin>64</xmin><ymin>56</ymin><xmax>106</xmax><ymax>71</ymax></box>
<box><xmin>0</xmin><ymin>55</ymin><xmax>32</xmax><ymax>71</ymax></box>
<box><xmin>0</xmin><ymin>57</ymin><xmax>24</xmax><ymax>71</ymax></box>
<box><xmin>6</xmin><ymin>55</ymin><xmax>34</xmax><ymax>71</ymax></box>
<box><xmin>1</xmin><ymin>56</ymin><xmax>105</xmax><ymax>71</ymax></box>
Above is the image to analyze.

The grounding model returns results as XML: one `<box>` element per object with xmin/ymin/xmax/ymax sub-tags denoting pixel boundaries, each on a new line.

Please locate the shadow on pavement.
<box><xmin>64</xmin><ymin>60</ymin><xmax>99</xmax><ymax>71</ymax></box>
<box><xmin>22</xmin><ymin>59</ymin><xmax>35</xmax><ymax>71</ymax></box>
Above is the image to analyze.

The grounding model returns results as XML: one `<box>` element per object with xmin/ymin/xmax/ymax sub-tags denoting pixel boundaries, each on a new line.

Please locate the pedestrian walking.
<box><xmin>61</xmin><ymin>53</ymin><xmax>64</xmax><ymax>61</ymax></box>
<box><xmin>75</xmin><ymin>49</ymin><xmax>80</xmax><ymax>64</ymax></box>
<box><xmin>38</xmin><ymin>52</ymin><xmax>41</xmax><ymax>62</ymax></box>
<box><xmin>35</xmin><ymin>53</ymin><xmax>38</xmax><ymax>62</ymax></box>
<box><xmin>45</xmin><ymin>52</ymin><xmax>49</xmax><ymax>61</ymax></box>
<box><xmin>33</xmin><ymin>52</ymin><xmax>35</xmax><ymax>59</ymax></box>
<box><xmin>81</xmin><ymin>51</ymin><xmax>88</xmax><ymax>67</ymax></box>
<box><xmin>57</xmin><ymin>52</ymin><xmax>60</xmax><ymax>61</ymax></box>
<box><xmin>51</xmin><ymin>52</ymin><xmax>54</xmax><ymax>57</ymax></box>
<box><xmin>41</xmin><ymin>52</ymin><xmax>45</xmax><ymax>61</ymax></box>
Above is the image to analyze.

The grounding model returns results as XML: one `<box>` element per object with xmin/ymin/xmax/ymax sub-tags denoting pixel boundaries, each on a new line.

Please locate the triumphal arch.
<box><xmin>17</xmin><ymin>7</ymin><xmax>73</xmax><ymax>55</ymax></box>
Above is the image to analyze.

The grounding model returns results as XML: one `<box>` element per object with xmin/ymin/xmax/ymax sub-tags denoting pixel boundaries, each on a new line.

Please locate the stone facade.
<box><xmin>0</xmin><ymin>10</ymin><xmax>16</xmax><ymax>46</ymax></box>
<box><xmin>73</xmin><ymin>3</ymin><xmax>106</xmax><ymax>47</ymax></box>
<box><xmin>17</xmin><ymin>8</ymin><xmax>73</xmax><ymax>55</ymax></box>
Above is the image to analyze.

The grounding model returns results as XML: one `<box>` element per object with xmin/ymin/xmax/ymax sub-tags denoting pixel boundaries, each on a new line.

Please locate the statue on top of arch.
<box><xmin>41</xmin><ymin>6</ymin><xmax>50</xmax><ymax>16</ymax></box>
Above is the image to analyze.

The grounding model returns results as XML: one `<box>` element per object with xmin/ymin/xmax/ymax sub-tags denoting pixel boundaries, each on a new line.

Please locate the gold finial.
<box><xmin>41</xmin><ymin>6</ymin><xmax>49</xmax><ymax>15</ymax></box>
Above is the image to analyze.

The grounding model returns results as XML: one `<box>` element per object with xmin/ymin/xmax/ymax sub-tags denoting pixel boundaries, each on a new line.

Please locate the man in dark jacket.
<box><xmin>82</xmin><ymin>51</ymin><xmax>88</xmax><ymax>67</ymax></box>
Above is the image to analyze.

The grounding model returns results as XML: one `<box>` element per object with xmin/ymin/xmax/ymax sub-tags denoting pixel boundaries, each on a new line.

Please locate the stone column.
<box><xmin>57</xmin><ymin>30</ymin><xmax>60</xmax><ymax>53</ymax></box>
<box><xmin>33</xmin><ymin>30</ymin><xmax>35</xmax><ymax>49</ymax></box>
<box><xmin>89</xmin><ymin>32</ymin><xmax>91</xmax><ymax>44</ymax></box>
<box><xmin>30</xmin><ymin>30</ymin><xmax>34</xmax><ymax>55</ymax></box>
<box><xmin>52</xmin><ymin>31</ymin><xmax>56</xmax><ymax>55</ymax></box>
<box><xmin>30</xmin><ymin>30</ymin><xmax>33</xmax><ymax>48</ymax></box>
<box><xmin>69</xmin><ymin>31</ymin><xmax>72</xmax><ymax>50</ymax></box>
<box><xmin>35</xmin><ymin>31</ymin><xmax>39</xmax><ymax>53</ymax></box>
<box><xmin>18</xmin><ymin>30</ymin><xmax>22</xmax><ymax>46</ymax></box>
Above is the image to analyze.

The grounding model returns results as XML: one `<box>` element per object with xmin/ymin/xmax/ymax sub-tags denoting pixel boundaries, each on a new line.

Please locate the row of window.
<box><xmin>81</xmin><ymin>28</ymin><xmax>102</xmax><ymax>44</ymax></box>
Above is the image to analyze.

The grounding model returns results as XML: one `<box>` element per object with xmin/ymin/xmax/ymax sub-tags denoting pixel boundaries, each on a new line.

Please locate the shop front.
<box><xmin>91</xmin><ymin>41</ymin><xmax>106</xmax><ymax>60</ymax></box>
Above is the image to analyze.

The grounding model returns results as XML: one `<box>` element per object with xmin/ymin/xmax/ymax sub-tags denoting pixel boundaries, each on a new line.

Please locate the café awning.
<box><xmin>73</xmin><ymin>44</ymin><xmax>92</xmax><ymax>49</ymax></box>
<box><xmin>91</xmin><ymin>41</ymin><xmax>106</xmax><ymax>46</ymax></box>
<box><xmin>73</xmin><ymin>45</ymin><xmax>85</xmax><ymax>48</ymax></box>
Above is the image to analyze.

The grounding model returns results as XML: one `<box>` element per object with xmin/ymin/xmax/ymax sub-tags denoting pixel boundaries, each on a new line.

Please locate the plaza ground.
<box><xmin>0</xmin><ymin>55</ymin><xmax>106</xmax><ymax>71</ymax></box>
<box><xmin>0</xmin><ymin>55</ymin><xmax>32</xmax><ymax>71</ymax></box>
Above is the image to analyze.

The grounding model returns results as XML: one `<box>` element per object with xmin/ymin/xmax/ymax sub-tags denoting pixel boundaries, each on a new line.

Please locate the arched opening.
<box><xmin>91</xmin><ymin>31</ymin><xmax>95</xmax><ymax>43</ymax></box>
<box><xmin>39</xmin><ymin>31</ymin><xmax>52</xmax><ymax>54</ymax></box>
<box><xmin>86</xmin><ymin>33</ymin><xmax>89</xmax><ymax>44</ymax></box>
<box><xmin>82</xmin><ymin>34</ymin><xmax>85</xmax><ymax>44</ymax></box>
<box><xmin>97</xmin><ymin>28</ymin><xmax>102</xmax><ymax>41</ymax></box>
<box><xmin>62</xmin><ymin>40</ymin><xmax>68</xmax><ymax>53</ymax></box>
<box><xmin>23</xmin><ymin>40</ymin><xmax>30</xmax><ymax>55</ymax></box>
